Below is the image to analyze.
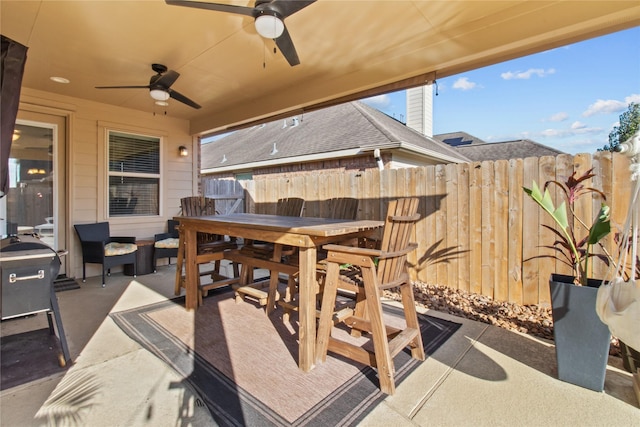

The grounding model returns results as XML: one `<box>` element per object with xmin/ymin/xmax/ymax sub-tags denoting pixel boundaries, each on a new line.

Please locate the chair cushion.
<box><xmin>154</xmin><ymin>237</ymin><xmax>179</xmax><ymax>249</ymax></box>
<box><xmin>105</xmin><ymin>242</ymin><xmax>137</xmax><ymax>256</ymax></box>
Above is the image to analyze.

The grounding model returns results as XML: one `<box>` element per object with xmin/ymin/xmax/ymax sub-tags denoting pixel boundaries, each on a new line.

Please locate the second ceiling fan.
<box><xmin>165</xmin><ymin>0</ymin><xmax>316</xmax><ymax>67</ymax></box>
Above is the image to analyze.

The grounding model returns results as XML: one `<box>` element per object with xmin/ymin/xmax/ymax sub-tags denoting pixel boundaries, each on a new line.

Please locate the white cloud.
<box><xmin>452</xmin><ymin>77</ymin><xmax>477</xmax><ymax>90</ymax></box>
<box><xmin>552</xmin><ymin>137</ymin><xmax>606</xmax><ymax>155</ymax></box>
<box><xmin>362</xmin><ymin>94</ymin><xmax>390</xmax><ymax>107</ymax></box>
<box><xmin>582</xmin><ymin>94</ymin><xmax>640</xmax><ymax>117</ymax></box>
<box><xmin>547</xmin><ymin>112</ymin><xmax>569</xmax><ymax>122</ymax></box>
<box><xmin>501</xmin><ymin>68</ymin><xmax>556</xmax><ymax>80</ymax></box>
<box><xmin>582</xmin><ymin>99</ymin><xmax>627</xmax><ymax>117</ymax></box>
<box><xmin>540</xmin><ymin>128</ymin><xmax>563</xmax><ymax>137</ymax></box>
<box><xmin>539</xmin><ymin>125</ymin><xmax>603</xmax><ymax>138</ymax></box>
<box><xmin>626</xmin><ymin>94</ymin><xmax>640</xmax><ymax>104</ymax></box>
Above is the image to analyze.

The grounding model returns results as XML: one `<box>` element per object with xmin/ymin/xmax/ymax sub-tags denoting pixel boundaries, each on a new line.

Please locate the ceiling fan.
<box><xmin>165</xmin><ymin>0</ymin><xmax>316</xmax><ymax>67</ymax></box>
<box><xmin>95</xmin><ymin>63</ymin><xmax>201</xmax><ymax>109</ymax></box>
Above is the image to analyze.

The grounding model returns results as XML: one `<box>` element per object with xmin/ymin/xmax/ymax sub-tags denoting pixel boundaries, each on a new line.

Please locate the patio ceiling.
<box><xmin>2</xmin><ymin>1</ymin><xmax>639</xmax><ymax>137</ymax></box>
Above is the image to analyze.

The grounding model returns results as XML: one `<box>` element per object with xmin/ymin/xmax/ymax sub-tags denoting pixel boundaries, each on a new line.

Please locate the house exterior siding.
<box><xmin>17</xmin><ymin>87</ymin><xmax>196</xmax><ymax>280</ymax></box>
<box><xmin>205</xmin><ymin>153</ymin><xmax>390</xmax><ymax>180</ymax></box>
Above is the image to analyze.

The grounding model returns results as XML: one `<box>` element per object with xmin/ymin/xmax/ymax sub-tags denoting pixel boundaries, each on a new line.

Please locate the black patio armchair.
<box><xmin>74</xmin><ymin>222</ymin><xmax>137</xmax><ymax>287</ymax></box>
<box><xmin>153</xmin><ymin>219</ymin><xmax>180</xmax><ymax>272</ymax></box>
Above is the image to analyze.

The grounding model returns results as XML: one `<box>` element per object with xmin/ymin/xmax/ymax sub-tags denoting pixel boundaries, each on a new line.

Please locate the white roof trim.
<box><xmin>360</xmin><ymin>142</ymin><xmax>468</xmax><ymax>164</ymax></box>
<box><xmin>202</xmin><ymin>141</ymin><xmax>466</xmax><ymax>174</ymax></box>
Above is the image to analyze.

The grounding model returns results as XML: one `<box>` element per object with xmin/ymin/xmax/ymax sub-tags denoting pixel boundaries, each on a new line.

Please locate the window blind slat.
<box><xmin>108</xmin><ymin>131</ymin><xmax>160</xmax><ymax>216</ymax></box>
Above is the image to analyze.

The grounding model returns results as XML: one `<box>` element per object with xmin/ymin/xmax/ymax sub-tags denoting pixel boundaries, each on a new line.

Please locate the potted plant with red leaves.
<box><xmin>524</xmin><ymin>168</ymin><xmax>612</xmax><ymax>392</ymax></box>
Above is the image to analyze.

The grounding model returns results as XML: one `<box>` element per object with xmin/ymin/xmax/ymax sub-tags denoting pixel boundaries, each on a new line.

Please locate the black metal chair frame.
<box><xmin>153</xmin><ymin>219</ymin><xmax>179</xmax><ymax>272</ymax></box>
<box><xmin>74</xmin><ymin>222</ymin><xmax>137</xmax><ymax>287</ymax></box>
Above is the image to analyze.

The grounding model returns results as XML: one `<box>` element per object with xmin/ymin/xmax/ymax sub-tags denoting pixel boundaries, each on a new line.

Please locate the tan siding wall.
<box><xmin>19</xmin><ymin>88</ymin><xmax>195</xmax><ymax>280</ymax></box>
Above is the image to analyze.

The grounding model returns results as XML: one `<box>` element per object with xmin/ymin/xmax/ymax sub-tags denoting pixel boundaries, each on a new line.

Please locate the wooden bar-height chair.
<box><xmin>315</xmin><ymin>198</ymin><xmax>424</xmax><ymax>395</ymax></box>
<box><xmin>229</xmin><ymin>197</ymin><xmax>305</xmax><ymax>312</ymax></box>
<box><xmin>175</xmin><ymin>196</ymin><xmax>238</xmax><ymax>305</ymax></box>
<box><xmin>277</xmin><ymin>197</ymin><xmax>360</xmax><ymax>319</ymax></box>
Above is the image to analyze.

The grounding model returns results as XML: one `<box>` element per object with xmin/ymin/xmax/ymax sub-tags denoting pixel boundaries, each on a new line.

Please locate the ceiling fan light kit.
<box><xmin>150</xmin><ymin>89</ymin><xmax>170</xmax><ymax>101</ymax></box>
<box><xmin>254</xmin><ymin>13</ymin><xmax>284</xmax><ymax>39</ymax></box>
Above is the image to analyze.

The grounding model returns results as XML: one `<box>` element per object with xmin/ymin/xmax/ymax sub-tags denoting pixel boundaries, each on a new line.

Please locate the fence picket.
<box><xmin>469</xmin><ymin>161</ymin><xmax>483</xmax><ymax>294</ymax></box>
<box><xmin>494</xmin><ymin>160</ymin><xmax>509</xmax><ymax>302</ymax></box>
<box><xmin>522</xmin><ymin>156</ymin><xmax>540</xmax><ymax>305</ymax></box>
<box><xmin>508</xmin><ymin>158</ymin><xmax>523</xmax><ymax>304</ymax></box>
<box><xmin>457</xmin><ymin>163</ymin><xmax>471</xmax><ymax>293</ymax></box>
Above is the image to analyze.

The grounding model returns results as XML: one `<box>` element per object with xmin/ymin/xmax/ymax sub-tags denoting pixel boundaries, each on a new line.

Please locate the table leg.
<box><xmin>174</xmin><ymin>228</ymin><xmax>185</xmax><ymax>296</ymax></box>
<box><xmin>184</xmin><ymin>227</ymin><xmax>198</xmax><ymax>310</ymax></box>
<box><xmin>266</xmin><ymin>244</ymin><xmax>283</xmax><ymax>315</ymax></box>
<box><xmin>298</xmin><ymin>246</ymin><xmax>316</xmax><ymax>372</ymax></box>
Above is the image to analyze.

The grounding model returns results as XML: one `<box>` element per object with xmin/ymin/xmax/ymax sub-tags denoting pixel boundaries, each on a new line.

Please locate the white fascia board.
<box><xmin>361</xmin><ymin>142</ymin><xmax>467</xmax><ymax>164</ymax></box>
<box><xmin>202</xmin><ymin>148</ymin><xmax>363</xmax><ymax>174</ymax></box>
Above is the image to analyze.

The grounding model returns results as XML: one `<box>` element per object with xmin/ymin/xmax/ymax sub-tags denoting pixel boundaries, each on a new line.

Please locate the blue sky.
<box><xmin>362</xmin><ymin>26</ymin><xmax>639</xmax><ymax>155</ymax></box>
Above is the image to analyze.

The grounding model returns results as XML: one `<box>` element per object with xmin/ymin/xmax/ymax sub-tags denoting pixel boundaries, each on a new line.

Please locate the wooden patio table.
<box><xmin>174</xmin><ymin>213</ymin><xmax>383</xmax><ymax>372</ymax></box>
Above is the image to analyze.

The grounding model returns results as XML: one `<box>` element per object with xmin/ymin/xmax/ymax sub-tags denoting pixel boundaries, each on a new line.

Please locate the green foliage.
<box><xmin>523</xmin><ymin>168</ymin><xmax>611</xmax><ymax>285</ymax></box>
<box><xmin>602</xmin><ymin>102</ymin><xmax>640</xmax><ymax>151</ymax></box>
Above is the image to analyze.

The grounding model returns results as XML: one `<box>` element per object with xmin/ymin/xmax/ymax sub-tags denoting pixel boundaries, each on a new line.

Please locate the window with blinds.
<box><xmin>108</xmin><ymin>131</ymin><xmax>160</xmax><ymax>217</ymax></box>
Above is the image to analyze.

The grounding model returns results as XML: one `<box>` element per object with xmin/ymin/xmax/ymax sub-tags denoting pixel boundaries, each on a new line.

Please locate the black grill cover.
<box><xmin>0</xmin><ymin>235</ymin><xmax>60</xmax><ymax>319</ymax></box>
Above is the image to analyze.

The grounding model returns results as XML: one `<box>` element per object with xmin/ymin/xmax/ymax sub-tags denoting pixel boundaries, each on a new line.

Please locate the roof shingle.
<box><xmin>202</xmin><ymin>101</ymin><xmax>469</xmax><ymax>170</ymax></box>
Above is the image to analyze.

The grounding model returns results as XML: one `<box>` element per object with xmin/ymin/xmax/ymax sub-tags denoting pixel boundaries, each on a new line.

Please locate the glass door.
<box><xmin>4</xmin><ymin>122</ymin><xmax>54</xmax><ymax>241</ymax></box>
<box><xmin>1</xmin><ymin>112</ymin><xmax>67</xmax><ymax>273</ymax></box>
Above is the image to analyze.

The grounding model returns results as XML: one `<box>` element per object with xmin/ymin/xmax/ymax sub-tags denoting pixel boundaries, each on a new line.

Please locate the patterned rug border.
<box><xmin>110</xmin><ymin>292</ymin><xmax>460</xmax><ymax>427</ymax></box>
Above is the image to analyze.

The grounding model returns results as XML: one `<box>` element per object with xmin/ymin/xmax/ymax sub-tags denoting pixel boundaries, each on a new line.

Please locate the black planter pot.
<box><xmin>549</xmin><ymin>274</ymin><xmax>611</xmax><ymax>392</ymax></box>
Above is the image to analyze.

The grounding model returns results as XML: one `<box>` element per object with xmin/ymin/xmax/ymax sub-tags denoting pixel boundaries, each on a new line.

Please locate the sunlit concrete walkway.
<box><xmin>1</xmin><ymin>264</ymin><xmax>638</xmax><ymax>426</ymax></box>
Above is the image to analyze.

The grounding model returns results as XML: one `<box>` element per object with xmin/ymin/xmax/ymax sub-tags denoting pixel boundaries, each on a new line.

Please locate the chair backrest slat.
<box><xmin>180</xmin><ymin>196</ymin><xmax>221</xmax><ymax>244</ymax></box>
<box><xmin>276</xmin><ymin>198</ymin><xmax>305</xmax><ymax>217</ymax></box>
<box><xmin>328</xmin><ymin>197</ymin><xmax>359</xmax><ymax>220</ymax></box>
<box><xmin>181</xmin><ymin>196</ymin><xmax>216</xmax><ymax>217</ymax></box>
<box><xmin>377</xmin><ymin>198</ymin><xmax>419</xmax><ymax>285</ymax></box>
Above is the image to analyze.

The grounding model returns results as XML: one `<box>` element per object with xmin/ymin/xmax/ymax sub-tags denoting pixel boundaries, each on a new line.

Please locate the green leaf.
<box><xmin>587</xmin><ymin>203</ymin><xmax>611</xmax><ymax>245</ymax></box>
<box><xmin>524</xmin><ymin>181</ymin><xmax>569</xmax><ymax>230</ymax></box>
<box><xmin>552</xmin><ymin>201</ymin><xmax>569</xmax><ymax>230</ymax></box>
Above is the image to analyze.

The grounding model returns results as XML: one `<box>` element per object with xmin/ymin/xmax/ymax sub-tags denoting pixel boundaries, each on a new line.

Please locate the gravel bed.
<box><xmin>385</xmin><ymin>282</ymin><xmax>621</xmax><ymax>358</ymax></box>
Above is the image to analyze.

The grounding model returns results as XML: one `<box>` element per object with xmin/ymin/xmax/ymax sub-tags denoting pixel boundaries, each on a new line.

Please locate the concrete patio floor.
<box><xmin>1</xmin><ymin>263</ymin><xmax>638</xmax><ymax>426</ymax></box>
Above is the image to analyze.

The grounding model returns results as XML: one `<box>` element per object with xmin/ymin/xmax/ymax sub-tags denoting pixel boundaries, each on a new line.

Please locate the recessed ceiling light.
<box><xmin>155</xmin><ymin>101</ymin><xmax>169</xmax><ymax>106</ymax></box>
<box><xmin>50</xmin><ymin>76</ymin><xmax>70</xmax><ymax>84</ymax></box>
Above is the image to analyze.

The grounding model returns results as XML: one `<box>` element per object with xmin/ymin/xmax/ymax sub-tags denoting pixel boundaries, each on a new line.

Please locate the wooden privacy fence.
<box><xmin>204</xmin><ymin>152</ymin><xmax>632</xmax><ymax>306</ymax></box>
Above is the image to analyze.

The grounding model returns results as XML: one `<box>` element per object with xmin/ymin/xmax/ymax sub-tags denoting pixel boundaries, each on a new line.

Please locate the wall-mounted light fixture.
<box><xmin>178</xmin><ymin>146</ymin><xmax>188</xmax><ymax>157</ymax></box>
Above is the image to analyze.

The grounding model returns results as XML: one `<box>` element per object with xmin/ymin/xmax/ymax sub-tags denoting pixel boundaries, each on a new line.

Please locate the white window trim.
<box><xmin>98</xmin><ymin>122</ymin><xmax>166</xmax><ymax>220</ymax></box>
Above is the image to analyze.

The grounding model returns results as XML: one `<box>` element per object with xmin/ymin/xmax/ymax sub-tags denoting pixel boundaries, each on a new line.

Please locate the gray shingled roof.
<box><xmin>443</xmin><ymin>138</ymin><xmax>566</xmax><ymax>161</ymax></box>
<box><xmin>201</xmin><ymin>101</ymin><xmax>469</xmax><ymax>171</ymax></box>
<box><xmin>433</xmin><ymin>131</ymin><xmax>486</xmax><ymax>146</ymax></box>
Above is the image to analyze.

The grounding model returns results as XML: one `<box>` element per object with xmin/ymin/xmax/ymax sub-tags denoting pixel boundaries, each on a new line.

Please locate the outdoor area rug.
<box><xmin>110</xmin><ymin>290</ymin><xmax>460</xmax><ymax>426</ymax></box>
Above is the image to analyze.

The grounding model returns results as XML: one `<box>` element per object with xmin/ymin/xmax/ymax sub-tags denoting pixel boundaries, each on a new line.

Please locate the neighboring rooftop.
<box><xmin>201</xmin><ymin>102</ymin><xmax>469</xmax><ymax>172</ymax></box>
<box><xmin>433</xmin><ymin>131</ymin><xmax>486</xmax><ymax>147</ymax></box>
<box><xmin>434</xmin><ymin>133</ymin><xmax>566</xmax><ymax>161</ymax></box>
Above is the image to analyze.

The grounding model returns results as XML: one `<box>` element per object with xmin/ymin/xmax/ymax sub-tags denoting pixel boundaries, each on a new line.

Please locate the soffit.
<box><xmin>1</xmin><ymin>1</ymin><xmax>638</xmax><ymax>136</ymax></box>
